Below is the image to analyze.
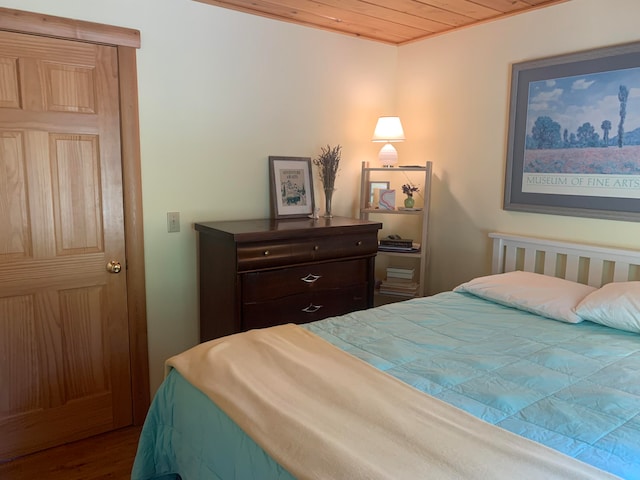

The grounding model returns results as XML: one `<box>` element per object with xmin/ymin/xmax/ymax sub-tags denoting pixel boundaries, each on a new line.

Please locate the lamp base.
<box><xmin>378</xmin><ymin>143</ymin><xmax>398</xmax><ymax>167</ymax></box>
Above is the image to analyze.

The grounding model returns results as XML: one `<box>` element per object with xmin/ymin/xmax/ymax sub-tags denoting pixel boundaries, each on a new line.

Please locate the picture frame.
<box><xmin>268</xmin><ymin>156</ymin><xmax>315</xmax><ymax>219</ymax></box>
<box><xmin>504</xmin><ymin>41</ymin><xmax>640</xmax><ymax>222</ymax></box>
<box><xmin>378</xmin><ymin>189</ymin><xmax>396</xmax><ymax>210</ymax></box>
<box><xmin>368</xmin><ymin>181</ymin><xmax>390</xmax><ymax>208</ymax></box>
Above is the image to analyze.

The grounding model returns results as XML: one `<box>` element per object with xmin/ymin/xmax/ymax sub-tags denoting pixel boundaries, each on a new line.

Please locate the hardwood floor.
<box><xmin>0</xmin><ymin>426</ymin><xmax>142</xmax><ymax>480</ymax></box>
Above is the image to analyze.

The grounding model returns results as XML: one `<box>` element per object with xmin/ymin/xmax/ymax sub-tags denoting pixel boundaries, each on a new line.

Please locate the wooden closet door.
<box><xmin>0</xmin><ymin>30</ymin><xmax>132</xmax><ymax>460</ymax></box>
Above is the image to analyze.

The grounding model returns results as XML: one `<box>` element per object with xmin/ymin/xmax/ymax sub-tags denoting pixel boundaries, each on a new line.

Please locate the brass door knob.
<box><xmin>107</xmin><ymin>260</ymin><xmax>122</xmax><ymax>273</ymax></box>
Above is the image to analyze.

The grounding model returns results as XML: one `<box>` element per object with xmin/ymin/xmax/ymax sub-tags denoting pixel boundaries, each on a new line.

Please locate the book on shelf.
<box><xmin>385</xmin><ymin>275</ymin><xmax>415</xmax><ymax>282</ymax></box>
<box><xmin>383</xmin><ymin>279</ymin><xmax>415</xmax><ymax>288</ymax></box>
<box><xmin>378</xmin><ymin>242</ymin><xmax>421</xmax><ymax>253</ymax></box>
<box><xmin>380</xmin><ymin>278</ymin><xmax>418</xmax><ymax>288</ymax></box>
<box><xmin>379</xmin><ymin>238</ymin><xmax>413</xmax><ymax>248</ymax></box>
<box><xmin>387</xmin><ymin>266</ymin><xmax>415</xmax><ymax>276</ymax></box>
<box><xmin>386</xmin><ymin>277</ymin><xmax>414</xmax><ymax>284</ymax></box>
<box><xmin>378</xmin><ymin>290</ymin><xmax>418</xmax><ymax>298</ymax></box>
<box><xmin>379</xmin><ymin>279</ymin><xmax>419</xmax><ymax>297</ymax></box>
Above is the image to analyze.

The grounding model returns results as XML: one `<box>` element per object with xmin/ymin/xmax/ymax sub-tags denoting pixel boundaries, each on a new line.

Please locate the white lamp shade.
<box><xmin>372</xmin><ymin>116</ymin><xmax>405</xmax><ymax>142</ymax></box>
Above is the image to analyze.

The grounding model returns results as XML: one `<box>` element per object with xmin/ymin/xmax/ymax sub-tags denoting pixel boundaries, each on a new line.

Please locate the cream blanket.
<box><xmin>166</xmin><ymin>324</ymin><xmax>618</xmax><ymax>480</ymax></box>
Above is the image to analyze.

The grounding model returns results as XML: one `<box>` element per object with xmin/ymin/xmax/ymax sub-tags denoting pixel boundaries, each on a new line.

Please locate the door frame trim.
<box><xmin>0</xmin><ymin>7</ymin><xmax>150</xmax><ymax>423</ymax></box>
<box><xmin>0</xmin><ymin>7</ymin><xmax>140</xmax><ymax>47</ymax></box>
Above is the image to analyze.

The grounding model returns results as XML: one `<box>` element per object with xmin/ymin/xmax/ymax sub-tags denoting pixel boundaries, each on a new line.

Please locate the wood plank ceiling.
<box><xmin>194</xmin><ymin>0</ymin><xmax>570</xmax><ymax>45</ymax></box>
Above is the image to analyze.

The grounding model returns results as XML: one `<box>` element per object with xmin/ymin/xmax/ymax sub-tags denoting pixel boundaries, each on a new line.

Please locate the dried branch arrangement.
<box><xmin>313</xmin><ymin>144</ymin><xmax>341</xmax><ymax>191</ymax></box>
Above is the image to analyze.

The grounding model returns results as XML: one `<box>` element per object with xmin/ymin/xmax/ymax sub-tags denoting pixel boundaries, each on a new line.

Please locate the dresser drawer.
<box><xmin>242</xmin><ymin>284</ymin><xmax>368</xmax><ymax>331</ymax></box>
<box><xmin>241</xmin><ymin>259</ymin><xmax>368</xmax><ymax>302</ymax></box>
<box><xmin>237</xmin><ymin>233</ymin><xmax>378</xmax><ymax>271</ymax></box>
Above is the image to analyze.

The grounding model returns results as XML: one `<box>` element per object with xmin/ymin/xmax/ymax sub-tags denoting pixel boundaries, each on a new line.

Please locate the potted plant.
<box><xmin>313</xmin><ymin>144</ymin><xmax>341</xmax><ymax>217</ymax></box>
<box><xmin>401</xmin><ymin>183</ymin><xmax>419</xmax><ymax>208</ymax></box>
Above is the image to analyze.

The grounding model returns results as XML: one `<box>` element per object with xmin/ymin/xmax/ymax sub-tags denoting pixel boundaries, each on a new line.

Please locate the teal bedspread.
<box><xmin>132</xmin><ymin>292</ymin><xmax>640</xmax><ymax>479</ymax></box>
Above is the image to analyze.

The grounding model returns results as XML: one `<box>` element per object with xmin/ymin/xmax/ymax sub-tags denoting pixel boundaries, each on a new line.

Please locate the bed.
<box><xmin>132</xmin><ymin>232</ymin><xmax>640</xmax><ymax>479</ymax></box>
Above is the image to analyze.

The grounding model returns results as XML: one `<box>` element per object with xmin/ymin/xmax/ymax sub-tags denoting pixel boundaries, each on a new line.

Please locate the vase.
<box><xmin>404</xmin><ymin>196</ymin><xmax>415</xmax><ymax>208</ymax></box>
<box><xmin>323</xmin><ymin>188</ymin><xmax>334</xmax><ymax>218</ymax></box>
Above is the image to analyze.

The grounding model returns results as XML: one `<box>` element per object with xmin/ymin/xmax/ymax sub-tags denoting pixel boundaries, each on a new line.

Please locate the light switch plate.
<box><xmin>167</xmin><ymin>212</ymin><xmax>180</xmax><ymax>233</ymax></box>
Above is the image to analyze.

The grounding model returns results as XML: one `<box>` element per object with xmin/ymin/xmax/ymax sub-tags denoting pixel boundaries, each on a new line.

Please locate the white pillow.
<box><xmin>454</xmin><ymin>270</ymin><xmax>596</xmax><ymax>324</ymax></box>
<box><xmin>575</xmin><ymin>281</ymin><xmax>640</xmax><ymax>333</ymax></box>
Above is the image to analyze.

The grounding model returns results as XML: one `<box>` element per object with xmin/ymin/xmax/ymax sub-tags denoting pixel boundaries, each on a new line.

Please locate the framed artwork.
<box><xmin>268</xmin><ymin>156</ymin><xmax>315</xmax><ymax>219</ymax></box>
<box><xmin>378</xmin><ymin>189</ymin><xmax>396</xmax><ymax>210</ymax></box>
<box><xmin>368</xmin><ymin>181</ymin><xmax>390</xmax><ymax>208</ymax></box>
<box><xmin>504</xmin><ymin>41</ymin><xmax>640</xmax><ymax>222</ymax></box>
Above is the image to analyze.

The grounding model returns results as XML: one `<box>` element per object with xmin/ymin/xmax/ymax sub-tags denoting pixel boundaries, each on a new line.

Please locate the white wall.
<box><xmin>136</xmin><ymin>4</ymin><xmax>396</xmax><ymax>392</ymax></box>
<box><xmin>2</xmin><ymin>0</ymin><xmax>397</xmax><ymax>392</ymax></box>
<box><xmin>397</xmin><ymin>0</ymin><xmax>640</xmax><ymax>294</ymax></box>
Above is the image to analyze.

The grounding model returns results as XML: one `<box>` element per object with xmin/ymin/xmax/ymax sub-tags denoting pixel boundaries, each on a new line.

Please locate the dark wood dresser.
<box><xmin>195</xmin><ymin>216</ymin><xmax>382</xmax><ymax>342</ymax></box>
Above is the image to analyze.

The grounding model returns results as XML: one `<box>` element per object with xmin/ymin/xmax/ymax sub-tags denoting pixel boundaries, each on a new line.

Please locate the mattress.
<box><xmin>132</xmin><ymin>291</ymin><xmax>640</xmax><ymax>479</ymax></box>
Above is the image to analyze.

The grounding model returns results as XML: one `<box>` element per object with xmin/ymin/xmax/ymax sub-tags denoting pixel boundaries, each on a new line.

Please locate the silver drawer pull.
<box><xmin>313</xmin><ymin>245</ymin><xmax>319</xmax><ymax>251</ymax></box>
<box><xmin>302</xmin><ymin>303</ymin><xmax>323</xmax><ymax>313</ymax></box>
<box><xmin>301</xmin><ymin>273</ymin><xmax>321</xmax><ymax>283</ymax></box>
<box><xmin>356</xmin><ymin>240</ymin><xmax>362</xmax><ymax>246</ymax></box>
<box><xmin>263</xmin><ymin>250</ymin><xmax>270</xmax><ymax>256</ymax></box>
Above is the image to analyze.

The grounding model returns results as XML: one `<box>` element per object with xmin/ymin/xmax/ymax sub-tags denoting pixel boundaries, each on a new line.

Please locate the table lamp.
<box><xmin>372</xmin><ymin>116</ymin><xmax>405</xmax><ymax>167</ymax></box>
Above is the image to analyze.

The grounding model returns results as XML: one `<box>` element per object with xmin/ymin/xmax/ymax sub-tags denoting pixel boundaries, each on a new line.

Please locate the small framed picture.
<box><xmin>268</xmin><ymin>156</ymin><xmax>315</xmax><ymax>219</ymax></box>
<box><xmin>368</xmin><ymin>181</ymin><xmax>390</xmax><ymax>208</ymax></box>
<box><xmin>378</xmin><ymin>189</ymin><xmax>396</xmax><ymax>210</ymax></box>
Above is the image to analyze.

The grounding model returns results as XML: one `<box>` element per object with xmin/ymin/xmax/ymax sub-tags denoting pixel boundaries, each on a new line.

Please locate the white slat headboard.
<box><xmin>490</xmin><ymin>232</ymin><xmax>640</xmax><ymax>287</ymax></box>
